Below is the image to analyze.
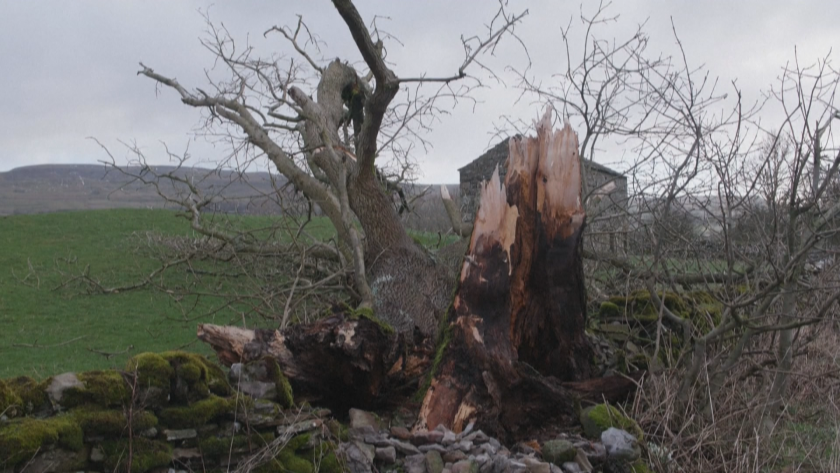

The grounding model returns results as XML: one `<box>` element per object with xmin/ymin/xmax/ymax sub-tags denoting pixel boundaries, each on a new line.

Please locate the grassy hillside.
<box><xmin>0</xmin><ymin>209</ymin><xmax>323</xmax><ymax>378</ymax></box>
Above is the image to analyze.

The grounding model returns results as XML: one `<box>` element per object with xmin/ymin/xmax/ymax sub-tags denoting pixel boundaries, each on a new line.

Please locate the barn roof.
<box><xmin>458</xmin><ymin>137</ymin><xmax>624</xmax><ymax>178</ymax></box>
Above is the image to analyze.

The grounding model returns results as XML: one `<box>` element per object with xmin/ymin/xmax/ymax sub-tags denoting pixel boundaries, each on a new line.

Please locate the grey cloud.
<box><xmin>0</xmin><ymin>0</ymin><xmax>837</xmax><ymax>184</ymax></box>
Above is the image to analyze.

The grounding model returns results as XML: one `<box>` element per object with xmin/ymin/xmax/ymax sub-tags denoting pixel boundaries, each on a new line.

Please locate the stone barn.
<box><xmin>459</xmin><ymin>137</ymin><xmax>628</xmax><ymax>252</ymax></box>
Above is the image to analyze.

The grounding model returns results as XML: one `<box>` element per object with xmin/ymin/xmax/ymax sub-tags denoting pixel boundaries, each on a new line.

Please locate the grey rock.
<box><xmin>541</xmin><ymin>439</ymin><xmax>576</xmax><ymax>465</ymax></box>
<box><xmin>413</xmin><ymin>429</ymin><xmax>445</xmax><ymax>445</ymax></box>
<box><xmin>349</xmin><ymin>408</ymin><xmax>380</xmax><ymax>430</ymax></box>
<box><xmin>574</xmin><ymin>450</ymin><xmax>594</xmax><ymax>472</ymax></box>
<box><xmin>451</xmin><ymin>459</ymin><xmax>479</xmax><ymax>473</ymax></box>
<box><xmin>425</xmin><ymin>450</ymin><xmax>445</xmax><ymax>473</ymax></box>
<box><xmin>464</xmin><ymin>431</ymin><xmax>490</xmax><ymax>444</ymax></box>
<box><xmin>456</xmin><ymin>440</ymin><xmax>474</xmax><ymax>452</ymax></box>
<box><xmin>26</xmin><ymin>448</ymin><xmax>87</xmax><ymax>473</ymax></box>
<box><xmin>363</xmin><ymin>433</ymin><xmax>391</xmax><ymax>447</ymax></box>
<box><xmin>46</xmin><ymin>372</ymin><xmax>83</xmax><ymax>406</ymax></box>
<box><xmin>173</xmin><ymin>448</ymin><xmax>202</xmax><ymax>461</ymax></box>
<box><xmin>404</xmin><ymin>453</ymin><xmax>427</xmax><ymax>473</ymax></box>
<box><xmin>521</xmin><ymin>457</ymin><xmax>551</xmax><ymax>473</ymax></box>
<box><xmin>457</xmin><ymin>422</ymin><xmax>475</xmax><ymax>439</ymax></box>
<box><xmin>601</xmin><ymin>428</ymin><xmax>640</xmax><ymax>462</ymax></box>
<box><xmin>443</xmin><ymin>450</ymin><xmax>468</xmax><ymax>463</ymax></box>
<box><xmin>489</xmin><ymin>456</ymin><xmax>510</xmax><ymax>473</ymax></box>
<box><xmin>340</xmin><ymin>441</ymin><xmax>375</xmax><ymax>473</ymax></box>
<box><xmin>390</xmin><ymin>438</ymin><xmax>422</xmax><ymax>455</ymax></box>
<box><xmin>480</xmin><ymin>443</ymin><xmax>498</xmax><ymax>456</ymax></box>
<box><xmin>164</xmin><ymin>428</ymin><xmax>198</xmax><ymax>441</ymax></box>
<box><xmin>237</xmin><ymin>380</ymin><xmax>277</xmax><ymax>400</ymax></box>
<box><xmin>348</xmin><ymin>425</ymin><xmax>377</xmax><ymax>441</ymax></box>
<box><xmin>90</xmin><ymin>446</ymin><xmax>105</xmax><ymax>462</ymax></box>
<box><xmin>420</xmin><ymin>443</ymin><xmax>449</xmax><ymax>453</ymax></box>
<box><xmin>561</xmin><ymin>462</ymin><xmax>583</xmax><ymax>473</ymax></box>
<box><xmin>229</xmin><ymin>362</ymin><xmax>244</xmax><ymax>381</ymax></box>
<box><xmin>139</xmin><ymin>426</ymin><xmax>159</xmax><ymax>438</ymax></box>
<box><xmin>375</xmin><ymin>446</ymin><xmax>397</xmax><ymax>464</ymax></box>
<box><xmin>577</xmin><ymin>441</ymin><xmax>605</xmax><ymax>461</ymax></box>
<box><xmin>391</xmin><ymin>425</ymin><xmax>412</xmax><ymax>440</ymax></box>
<box><xmin>252</xmin><ymin>398</ymin><xmax>280</xmax><ymax>415</ymax></box>
<box><xmin>442</xmin><ymin>429</ymin><xmax>458</xmax><ymax>445</ymax></box>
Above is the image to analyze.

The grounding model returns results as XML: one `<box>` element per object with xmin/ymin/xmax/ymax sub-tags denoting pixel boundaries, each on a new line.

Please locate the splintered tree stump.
<box><xmin>419</xmin><ymin>111</ymin><xmax>607</xmax><ymax>440</ymax></box>
<box><xmin>197</xmin><ymin>111</ymin><xmax>639</xmax><ymax>440</ymax></box>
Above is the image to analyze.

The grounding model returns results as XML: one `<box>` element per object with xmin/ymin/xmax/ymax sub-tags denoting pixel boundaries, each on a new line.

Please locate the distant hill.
<box><xmin>0</xmin><ymin>164</ymin><xmax>460</xmax><ymax>233</ymax></box>
<box><xmin>0</xmin><ymin>164</ymin><xmax>291</xmax><ymax>216</ymax></box>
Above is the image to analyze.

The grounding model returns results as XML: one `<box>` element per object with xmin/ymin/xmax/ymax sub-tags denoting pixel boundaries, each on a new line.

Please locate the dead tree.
<box><xmin>198</xmin><ymin>112</ymin><xmax>639</xmax><ymax>440</ymax></box>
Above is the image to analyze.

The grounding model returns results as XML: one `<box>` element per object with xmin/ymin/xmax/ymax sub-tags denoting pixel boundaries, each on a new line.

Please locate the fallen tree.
<box><xmin>198</xmin><ymin>112</ymin><xmax>640</xmax><ymax>441</ymax></box>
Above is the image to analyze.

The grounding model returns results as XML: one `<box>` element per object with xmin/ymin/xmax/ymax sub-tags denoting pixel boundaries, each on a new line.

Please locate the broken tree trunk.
<box><xmin>417</xmin><ymin>112</ymin><xmax>598</xmax><ymax>440</ymax></box>
<box><xmin>198</xmin><ymin>314</ymin><xmax>433</xmax><ymax>413</ymax></box>
<box><xmin>197</xmin><ymin>111</ymin><xmax>639</xmax><ymax>440</ymax></box>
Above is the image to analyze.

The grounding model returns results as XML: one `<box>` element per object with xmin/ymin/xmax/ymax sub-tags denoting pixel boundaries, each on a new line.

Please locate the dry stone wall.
<box><xmin>0</xmin><ymin>351</ymin><xmax>654</xmax><ymax>473</ymax></box>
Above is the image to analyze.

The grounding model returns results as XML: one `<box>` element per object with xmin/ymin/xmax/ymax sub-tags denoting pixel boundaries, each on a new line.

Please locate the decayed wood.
<box><xmin>198</xmin><ymin>314</ymin><xmax>433</xmax><ymax>412</ymax></box>
<box><xmin>417</xmin><ymin>110</ymin><xmax>599</xmax><ymax>440</ymax></box>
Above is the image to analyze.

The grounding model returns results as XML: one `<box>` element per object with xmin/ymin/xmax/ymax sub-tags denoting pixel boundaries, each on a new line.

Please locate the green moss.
<box><xmin>598</xmin><ymin>301</ymin><xmax>622</xmax><ymax>318</ymax></box>
<box><xmin>158</xmin><ymin>395</ymin><xmax>235</xmax><ymax>428</ymax></box>
<box><xmin>631</xmin><ymin>460</ymin><xmax>653</xmax><ymax>473</ymax></box>
<box><xmin>604</xmin><ymin>290</ymin><xmax>723</xmax><ymax>337</ymax></box>
<box><xmin>199</xmin><ymin>431</ymin><xmax>274</xmax><ymax>457</ymax></box>
<box><xmin>125</xmin><ymin>352</ymin><xmax>173</xmax><ymax>390</ymax></box>
<box><xmin>250</xmin><ymin>449</ymin><xmax>316</xmax><ymax>473</ymax></box>
<box><xmin>0</xmin><ymin>416</ymin><xmax>84</xmax><ymax>465</ymax></box>
<box><xmin>61</xmin><ymin>370</ymin><xmax>130</xmax><ymax>408</ymax></box>
<box><xmin>614</xmin><ymin>349</ymin><xmax>628</xmax><ymax>374</ymax></box>
<box><xmin>318</xmin><ymin>451</ymin><xmax>343</xmax><ymax>473</ymax></box>
<box><xmin>0</xmin><ymin>379</ymin><xmax>23</xmax><ymax>418</ymax></box>
<box><xmin>101</xmin><ymin>437</ymin><xmax>172</xmax><ymax>473</ymax></box>
<box><xmin>580</xmin><ymin>403</ymin><xmax>643</xmax><ymax>441</ymax></box>
<box><xmin>325</xmin><ymin>419</ymin><xmax>349</xmax><ymax>442</ymax></box>
<box><xmin>685</xmin><ymin>291</ymin><xmax>723</xmax><ymax>333</ymax></box>
<box><xmin>255</xmin><ymin>357</ymin><xmax>294</xmax><ymax>408</ymax></box>
<box><xmin>287</xmin><ymin>433</ymin><xmax>312</xmax><ymax>451</ymax></box>
<box><xmin>277</xmin><ymin>449</ymin><xmax>315</xmax><ymax>473</ymax></box>
<box><xmin>159</xmin><ymin>351</ymin><xmax>231</xmax><ymax>399</ymax></box>
<box><xmin>6</xmin><ymin>376</ymin><xmax>50</xmax><ymax>415</ymax></box>
<box><xmin>344</xmin><ymin>304</ymin><xmax>395</xmax><ymax>334</ymax></box>
<box><xmin>415</xmin><ymin>323</ymin><xmax>453</xmax><ymax>402</ymax></box>
<box><xmin>71</xmin><ymin>407</ymin><xmax>157</xmax><ymax>436</ymax></box>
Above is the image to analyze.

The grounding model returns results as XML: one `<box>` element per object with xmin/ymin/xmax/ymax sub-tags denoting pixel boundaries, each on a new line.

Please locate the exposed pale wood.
<box><xmin>441</xmin><ymin>185</ymin><xmax>474</xmax><ymax>237</ymax></box>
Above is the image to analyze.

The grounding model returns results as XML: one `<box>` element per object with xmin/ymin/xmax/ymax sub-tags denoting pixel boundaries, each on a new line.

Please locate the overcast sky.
<box><xmin>0</xmin><ymin>1</ymin><xmax>837</xmax><ymax>183</ymax></box>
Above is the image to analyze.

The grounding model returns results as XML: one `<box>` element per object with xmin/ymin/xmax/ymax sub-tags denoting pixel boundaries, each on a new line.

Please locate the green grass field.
<box><xmin>0</xmin><ymin>209</ymin><xmax>335</xmax><ymax>379</ymax></box>
<box><xmin>0</xmin><ymin>208</ymin><xmax>453</xmax><ymax>380</ymax></box>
